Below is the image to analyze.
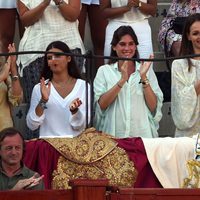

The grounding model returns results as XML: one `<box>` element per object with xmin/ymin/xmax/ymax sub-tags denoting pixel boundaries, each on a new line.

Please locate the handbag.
<box><xmin>170</xmin><ymin>16</ymin><xmax>187</xmax><ymax>34</ymax></box>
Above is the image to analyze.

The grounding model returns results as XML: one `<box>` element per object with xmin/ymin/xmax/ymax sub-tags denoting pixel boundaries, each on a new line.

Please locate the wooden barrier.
<box><xmin>0</xmin><ymin>190</ymin><xmax>73</xmax><ymax>200</ymax></box>
<box><xmin>1</xmin><ymin>180</ymin><xmax>200</xmax><ymax>200</ymax></box>
<box><xmin>0</xmin><ymin>179</ymin><xmax>108</xmax><ymax>200</ymax></box>
<box><xmin>69</xmin><ymin>179</ymin><xmax>109</xmax><ymax>200</ymax></box>
<box><xmin>108</xmin><ymin>188</ymin><xmax>200</xmax><ymax>200</ymax></box>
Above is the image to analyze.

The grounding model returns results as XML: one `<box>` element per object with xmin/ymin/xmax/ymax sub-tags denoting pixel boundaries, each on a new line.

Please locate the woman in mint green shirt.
<box><xmin>94</xmin><ymin>26</ymin><xmax>163</xmax><ymax>138</ymax></box>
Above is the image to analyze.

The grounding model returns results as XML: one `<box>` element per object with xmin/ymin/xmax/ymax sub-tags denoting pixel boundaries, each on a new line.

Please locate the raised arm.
<box><xmin>139</xmin><ymin>56</ymin><xmax>157</xmax><ymax>113</ymax></box>
<box><xmin>17</xmin><ymin>0</ymin><xmax>51</xmax><ymax>27</ymax></box>
<box><xmin>53</xmin><ymin>0</ymin><xmax>81</xmax><ymax>21</ymax></box>
<box><xmin>0</xmin><ymin>62</ymin><xmax>10</xmax><ymax>82</ymax></box>
<box><xmin>134</xmin><ymin>0</ymin><xmax>157</xmax><ymax>16</ymax></box>
<box><xmin>8</xmin><ymin>43</ymin><xmax>23</xmax><ymax>97</ymax></box>
<box><xmin>100</xmin><ymin>0</ymin><xmax>133</xmax><ymax>19</ymax></box>
<box><xmin>97</xmin><ymin>61</ymin><xmax>128</xmax><ymax>110</ymax></box>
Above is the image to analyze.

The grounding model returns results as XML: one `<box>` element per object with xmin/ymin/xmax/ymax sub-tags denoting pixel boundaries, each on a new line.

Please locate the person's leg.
<box><xmin>171</xmin><ymin>41</ymin><xmax>181</xmax><ymax>57</ymax></box>
<box><xmin>16</xmin><ymin>12</ymin><xmax>25</xmax><ymax>39</ymax></box>
<box><xmin>87</xmin><ymin>5</ymin><xmax>108</xmax><ymax>68</ymax></box>
<box><xmin>78</xmin><ymin>4</ymin><xmax>88</xmax><ymax>41</ymax></box>
<box><xmin>0</xmin><ymin>9</ymin><xmax>17</xmax><ymax>53</ymax></box>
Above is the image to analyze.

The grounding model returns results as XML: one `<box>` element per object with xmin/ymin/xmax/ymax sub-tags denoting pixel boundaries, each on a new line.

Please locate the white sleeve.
<box><xmin>171</xmin><ymin>60</ymin><xmax>199</xmax><ymax>130</ymax></box>
<box><xmin>26</xmin><ymin>84</ymin><xmax>45</xmax><ymax>131</ymax></box>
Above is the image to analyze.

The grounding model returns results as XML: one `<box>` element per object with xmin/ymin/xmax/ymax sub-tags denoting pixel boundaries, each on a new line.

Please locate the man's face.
<box><xmin>0</xmin><ymin>134</ymin><xmax>23</xmax><ymax>167</ymax></box>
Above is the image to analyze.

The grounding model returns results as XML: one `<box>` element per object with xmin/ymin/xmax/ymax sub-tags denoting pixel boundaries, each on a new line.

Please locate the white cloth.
<box><xmin>104</xmin><ymin>0</ymin><xmax>152</xmax><ymax>58</ymax></box>
<box><xmin>17</xmin><ymin>0</ymin><xmax>85</xmax><ymax>75</ymax></box>
<box><xmin>26</xmin><ymin>79</ymin><xmax>90</xmax><ymax>138</ymax></box>
<box><xmin>0</xmin><ymin>1</ymin><xmax>16</xmax><ymax>8</ymax></box>
<box><xmin>93</xmin><ymin>62</ymin><xmax>163</xmax><ymax>138</ymax></box>
<box><xmin>81</xmin><ymin>0</ymin><xmax>99</xmax><ymax>5</ymax></box>
<box><xmin>143</xmin><ymin>137</ymin><xmax>196</xmax><ymax>188</ymax></box>
<box><xmin>171</xmin><ymin>59</ymin><xmax>200</xmax><ymax>137</ymax></box>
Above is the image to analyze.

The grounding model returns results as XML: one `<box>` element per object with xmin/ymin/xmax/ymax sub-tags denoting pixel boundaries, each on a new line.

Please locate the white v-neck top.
<box><xmin>26</xmin><ymin>79</ymin><xmax>90</xmax><ymax>138</ymax></box>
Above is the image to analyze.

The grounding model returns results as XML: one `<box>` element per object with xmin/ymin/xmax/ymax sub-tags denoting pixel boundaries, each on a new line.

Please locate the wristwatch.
<box><xmin>38</xmin><ymin>99</ymin><xmax>48</xmax><ymax>109</ymax></box>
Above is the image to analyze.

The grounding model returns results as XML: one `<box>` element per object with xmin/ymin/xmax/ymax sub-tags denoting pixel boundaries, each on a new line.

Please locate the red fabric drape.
<box><xmin>23</xmin><ymin>137</ymin><xmax>162</xmax><ymax>189</ymax></box>
<box><xmin>116</xmin><ymin>137</ymin><xmax>162</xmax><ymax>188</ymax></box>
<box><xmin>23</xmin><ymin>140</ymin><xmax>60</xmax><ymax>189</ymax></box>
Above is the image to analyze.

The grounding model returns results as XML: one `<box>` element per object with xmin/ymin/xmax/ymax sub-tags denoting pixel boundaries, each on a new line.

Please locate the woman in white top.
<box><xmin>17</xmin><ymin>0</ymin><xmax>85</xmax><ymax>103</ymax></box>
<box><xmin>0</xmin><ymin>1</ymin><xmax>21</xmax><ymax>53</ymax></box>
<box><xmin>100</xmin><ymin>0</ymin><xmax>157</xmax><ymax>60</ymax></box>
<box><xmin>94</xmin><ymin>26</ymin><xmax>163</xmax><ymax>138</ymax></box>
<box><xmin>172</xmin><ymin>13</ymin><xmax>200</xmax><ymax>137</ymax></box>
<box><xmin>27</xmin><ymin>41</ymin><xmax>90</xmax><ymax>138</ymax></box>
<box><xmin>79</xmin><ymin>0</ymin><xmax>107</xmax><ymax>68</ymax></box>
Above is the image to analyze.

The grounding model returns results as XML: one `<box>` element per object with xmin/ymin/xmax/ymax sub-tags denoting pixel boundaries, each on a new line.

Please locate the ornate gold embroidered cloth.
<box><xmin>44</xmin><ymin>128</ymin><xmax>137</xmax><ymax>189</ymax></box>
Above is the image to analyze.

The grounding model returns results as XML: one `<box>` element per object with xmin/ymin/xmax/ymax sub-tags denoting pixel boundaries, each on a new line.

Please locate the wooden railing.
<box><xmin>107</xmin><ymin>187</ymin><xmax>200</xmax><ymax>200</ymax></box>
<box><xmin>1</xmin><ymin>179</ymin><xmax>200</xmax><ymax>200</ymax></box>
<box><xmin>0</xmin><ymin>179</ymin><xmax>109</xmax><ymax>200</ymax></box>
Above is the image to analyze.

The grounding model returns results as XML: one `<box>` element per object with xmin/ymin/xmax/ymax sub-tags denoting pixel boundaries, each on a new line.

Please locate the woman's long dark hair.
<box><xmin>180</xmin><ymin>13</ymin><xmax>200</xmax><ymax>71</ymax></box>
<box><xmin>41</xmin><ymin>41</ymin><xmax>82</xmax><ymax>80</ymax></box>
<box><xmin>109</xmin><ymin>26</ymin><xmax>139</xmax><ymax>64</ymax></box>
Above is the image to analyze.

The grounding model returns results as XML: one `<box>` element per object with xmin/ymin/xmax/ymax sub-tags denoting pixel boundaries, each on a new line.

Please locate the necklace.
<box><xmin>52</xmin><ymin>77</ymin><xmax>73</xmax><ymax>88</ymax></box>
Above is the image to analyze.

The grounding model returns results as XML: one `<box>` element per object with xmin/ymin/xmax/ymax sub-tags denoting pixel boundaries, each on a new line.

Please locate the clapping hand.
<box><xmin>127</xmin><ymin>0</ymin><xmax>138</xmax><ymax>10</ymax></box>
<box><xmin>140</xmin><ymin>54</ymin><xmax>153</xmax><ymax>79</ymax></box>
<box><xmin>40</xmin><ymin>77</ymin><xmax>51</xmax><ymax>102</ymax></box>
<box><xmin>121</xmin><ymin>60</ymin><xmax>129</xmax><ymax>82</ymax></box>
<box><xmin>8</xmin><ymin>43</ymin><xmax>18</xmax><ymax>75</ymax></box>
<box><xmin>12</xmin><ymin>173</ymin><xmax>44</xmax><ymax>190</ymax></box>
<box><xmin>69</xmin><ymin>98</ymin><xmax>82</xmax><ymax>114</ymax></box>
<box><xmin>8</xmin><ymin>43</ymin><xmax>16</xmax><ymax>65</ymax></box>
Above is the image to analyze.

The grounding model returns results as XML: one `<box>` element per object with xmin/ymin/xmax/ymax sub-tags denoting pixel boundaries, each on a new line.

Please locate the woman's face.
<box><xmin>47</xmin><ymin>48</ymin><xmax>71</xmax><ymax>73</ymax></box>
<box><xmin>113</xmin><ymin>34</ymin><xmax>137</xmax><ymax>59</ymax></box>
<box><xmin>188</xmin><ymin>21</ymin><xmax>200</xmax><ymax>54</ymax></box>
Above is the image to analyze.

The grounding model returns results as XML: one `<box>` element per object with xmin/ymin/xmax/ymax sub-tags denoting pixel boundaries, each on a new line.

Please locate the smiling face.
<box><xmin>112</xmin><ymin>34</ymin><xmax>137</xmax><ymax>59</ymax></box>
<box><xmin>47</xmin><ymin>48</ymin><xmax>71</xmax><ymax>74</ymax></box>
<box><xmin>0</xmin><ymin>134</ymin><xmax>23</xmax><ymax>168</ymax></box>
<box><xmin>187</xmin><ymin>21</ymin><xmax>200</xmax><ymax>54</ymax></box>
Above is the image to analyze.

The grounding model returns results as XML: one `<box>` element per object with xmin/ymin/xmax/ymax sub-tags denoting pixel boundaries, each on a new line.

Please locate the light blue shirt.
<box><xmin>94</xmin><ymin>62</ymin><xmax>163</xmax><ymax>138</ymax></box>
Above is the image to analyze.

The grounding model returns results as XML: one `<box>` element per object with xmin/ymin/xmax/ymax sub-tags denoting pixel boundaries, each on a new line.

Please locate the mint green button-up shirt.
<box><xmin>94</xmin><ymin>62</ymin><xmax>163</xmax><ymax>138</ymax></box>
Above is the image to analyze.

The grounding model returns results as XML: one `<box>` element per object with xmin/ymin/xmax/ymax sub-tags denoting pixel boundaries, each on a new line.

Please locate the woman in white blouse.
<box><xmin>100</xmin><ymin>0</ymin><xmax>157</xmax><ymax>60</ymax></box>
<box><xmin>26</xmin><ymin>41</ymin><xmax>90</xmax><ymax>138</ymax></box>
<box><xmin>171</xmin><ymin>13</ymin><xmax>200</xmax><ymax>137</ymax></box>
<box><xmin>94</xmin><ymin>26</ymin><xmax>163</xmax><ymax>138</ymax></box>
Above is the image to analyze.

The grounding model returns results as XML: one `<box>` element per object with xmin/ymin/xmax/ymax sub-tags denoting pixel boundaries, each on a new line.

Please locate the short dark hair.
<box><xmin>109</xmin><ymin>25</ymin><xmax>139</xmax><ymax>64</ymax></box>
<box><xmin>41</xmin><ymin>41</ymin><xmax>82</xmax><ymax>80</ymax></box>
<box><xmin>0</xmin><ymin>127</ymin><xmax>25</xmax><ymax>150</ymax></box>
